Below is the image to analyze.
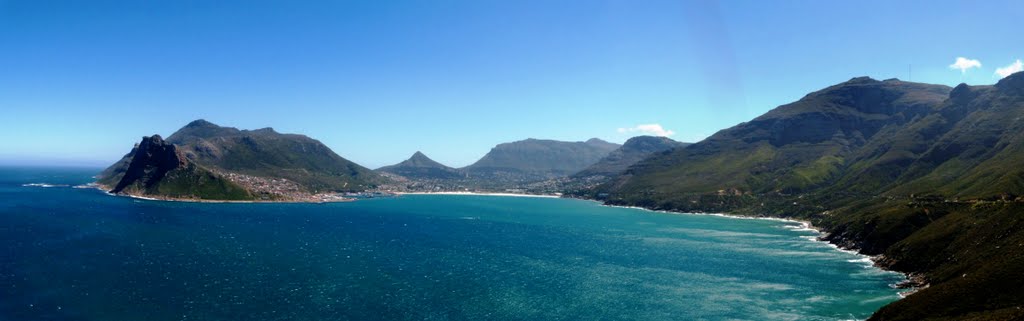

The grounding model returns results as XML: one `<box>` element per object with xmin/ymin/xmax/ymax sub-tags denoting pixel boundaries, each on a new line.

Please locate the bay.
<box><xmin>0</xmin><ymin>167</ymin><xmax>904</xmax><ymax>320</ymax></box>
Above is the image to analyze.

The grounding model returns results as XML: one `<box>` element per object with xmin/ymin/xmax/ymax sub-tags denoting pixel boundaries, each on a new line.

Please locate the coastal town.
<box><xmin>218</xmin><ymin>171</ymin><xmax>357</xmax><ymax>202</ymax></box>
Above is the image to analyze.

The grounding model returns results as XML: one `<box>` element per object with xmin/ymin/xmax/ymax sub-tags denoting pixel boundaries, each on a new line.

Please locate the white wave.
<box><xmin>782</xmin><ymin>222</ymin><xmax>819</xmax><ymax>233</ymax></box>
<box><xmin>658</xmin><ymin>227</ymin><xmax>784</xmax><ymax>239</ymax></box>
<box><xmin>847</xmin><ymin>257</ymin><xmax>874</xmax><ymax>264</ymax></box>
<box><xmin>125</xmin><ymin>194</ymin><xmax>159</xmax><ymax>201</ymax></box>
<box><xmin>22</xmin><ymin>183</ymin><xmax>69</xmax><ymax>188</ymax></box>
<box><xmin>860</xmin><ymin>295</ymin><xmax>900</xmax><ymax>304</ymax></box>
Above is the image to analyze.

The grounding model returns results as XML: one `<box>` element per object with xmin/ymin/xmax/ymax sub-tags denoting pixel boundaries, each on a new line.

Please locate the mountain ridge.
<box><xmin>573</xmin><ymin>135</ymin><xmax>690</xmax><ymax>178</ymax></box>
<box><xmin>463</xmin><ymin>138</ymin><xmax>620</xmax><ymax>181</ymax></box>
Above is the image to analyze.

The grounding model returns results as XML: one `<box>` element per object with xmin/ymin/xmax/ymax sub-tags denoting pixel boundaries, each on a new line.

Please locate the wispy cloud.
<box><xmin>949</xmin><ymin>57</ymin><xmax>982</xmax><ymax>73</ymax></box>
<box><xmin>617</xmin><ymin>124</ymin><xmax>676</xmax><ymax>137</ymax></box>
<box><xmin>995</xmin><ymin>59</ymin><xmax>1023</xmax><ymax>79</ymax></box>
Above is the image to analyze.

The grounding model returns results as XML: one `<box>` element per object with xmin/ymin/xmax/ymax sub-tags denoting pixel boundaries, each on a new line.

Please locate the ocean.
<box><xmin>0</xmin><ymin>167</ymin><xmax>904</xmax><ymax>320</ymax></box>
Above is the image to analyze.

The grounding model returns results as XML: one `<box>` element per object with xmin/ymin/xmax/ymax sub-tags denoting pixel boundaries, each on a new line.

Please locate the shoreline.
<box><xmin>91</xmin><ymin>184</ymin><xmax>355</xmax><ymax>204</ymax></box>
<box><xmin>599</xmin><ymin>202</ymin><xmax>919</xmax><ymax>297</ymax></box>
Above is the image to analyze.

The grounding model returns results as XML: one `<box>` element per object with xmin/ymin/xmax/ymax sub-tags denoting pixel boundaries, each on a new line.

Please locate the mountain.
<box><xmin>598</xmin><ymin>77</ymin><xmax>952</xmax><ymax>202</ymax></box>
<box><xmin>98</xmin><ymin>120</ymin><xmax>382</xmax><ymax>200</ymax></box>
<box><xmin>573</xmin><ymin>136</ymin><xmax>689</xmax><ymax>178</ymax></box>
<box><xmin>462</xmin><ymin>138</ymin><xmax>621</xmax><ymax>181</ymax></box>
<box><xmin>590</xmin><ymin>74</ymin><xmax>1024</xmax><ymax>320</ymax></box>
<box><xmin>377</xmin><ymin>151</ymin><xmax>464</xmax><ymax>180</ymax></box>
<box><xmin>106</xmin><ymin>135</ymin><xmax>252</xmax><ymax>200</ymax></box>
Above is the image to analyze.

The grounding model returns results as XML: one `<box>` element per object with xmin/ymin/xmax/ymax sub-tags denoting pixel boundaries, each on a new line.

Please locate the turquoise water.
<box><xmin>0</xmin><ymin>167</ymin><xmax>904</xmax><ymax>320</ymax></box>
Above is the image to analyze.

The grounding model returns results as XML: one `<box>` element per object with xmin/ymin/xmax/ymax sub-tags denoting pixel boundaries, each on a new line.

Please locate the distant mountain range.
<box><xmin>98</xmin><ymin>120</ymin><xmax>381</xmax><ymax>201</ymax></box>
<box><xmin>462</xmin><ymin>138</ymin><xmax>620</xmax><ymax>181</ymax></box>
<box><xmin>99</xmin><ymin>121</ymin><xmax>631</xmax><ymax>198</ymax></box>
<box><xmin>377</xmin><ymin>151</ymin><xmax>464</xmax><ymax>180</ymax></box>
<box><xmin>589</xmin><ymin>73</ymin><xmax>1024</xmax><ymax>320</ymax></box>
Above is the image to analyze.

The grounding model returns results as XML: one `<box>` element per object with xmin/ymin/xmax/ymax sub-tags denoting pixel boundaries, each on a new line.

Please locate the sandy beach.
<box><xmin>395</xmin><ymin>191</ymin><xmax>562</xmax><ymax>198</ymax></box>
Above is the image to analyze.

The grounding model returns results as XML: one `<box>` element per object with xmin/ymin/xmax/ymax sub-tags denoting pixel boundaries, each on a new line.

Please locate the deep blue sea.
<box><xmin>0</xmin><ymin>167</ymin><xmax>905</xmax><ymax>320</ymax></box>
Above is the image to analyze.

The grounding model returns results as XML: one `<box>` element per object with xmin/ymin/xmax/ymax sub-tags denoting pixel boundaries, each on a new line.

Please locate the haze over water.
<box><xmin>1</xmin><ymin>167</ymin><xmax>903</xmax><ymax>320</ymax></box>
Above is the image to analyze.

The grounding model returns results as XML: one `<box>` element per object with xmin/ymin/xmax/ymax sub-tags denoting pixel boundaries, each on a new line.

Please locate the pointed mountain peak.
<box><xmin>400</xmin><ymin>151</ymin><xmax>445</xmax><ymax>167</ymax></box>
<box><xmin>378</xmin><ymin>151</ymin><xmax>452</xmax><ymax>170</ymax></box>
<box><xmin>377</xmin><ymin>151</ymin><xmax>461</xmax><ymax>179</ymax></box>
<box><xmin>185</xmin><ymin>119</ymin><xmax>218</xmax><ymax>128</ymax></box>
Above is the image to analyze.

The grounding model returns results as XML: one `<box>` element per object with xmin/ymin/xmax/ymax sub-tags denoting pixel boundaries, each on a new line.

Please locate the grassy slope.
<box><xmin>119</xmin><ymin>163</ymin><xmax>253</xmax><ymax>200</ymax></box>
<box><xmin>166</xmin><ymin>120</ymin><xmax>382</xmax><ymax>193</ymax></box>
<box><xmin>99</xmin><ymin>120</ymin><xmax>381</xmax><ymax>199</ymax></box>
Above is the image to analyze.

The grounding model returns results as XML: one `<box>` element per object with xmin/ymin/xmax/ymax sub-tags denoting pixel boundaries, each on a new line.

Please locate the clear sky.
<box><xmin>2</xmin><ymin>0</ymin><xmax>1023</xmax><ymax>168</ymax></box>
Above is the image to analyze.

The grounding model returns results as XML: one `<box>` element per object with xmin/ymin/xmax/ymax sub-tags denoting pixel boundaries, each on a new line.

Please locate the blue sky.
<box><xmin>2</xmin><ymin>0</ymin><xmax>1023</xmax><ymax>168</ymax></box>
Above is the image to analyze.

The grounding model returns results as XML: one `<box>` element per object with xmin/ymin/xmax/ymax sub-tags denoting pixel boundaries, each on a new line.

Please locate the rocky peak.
<box><xmin>995</xmin><ymin>71</ymin><xmax>1024</xmax><ymax>95</ymax></box>
<box><xmin>110</xmin><ymin>135</ymin><xmax>186</xmax><ymax>193</ymax></box>
<box><xmin>949</xmin><ymin>83</ymin><xmax>980</xmax><ymax>103</ymax></box>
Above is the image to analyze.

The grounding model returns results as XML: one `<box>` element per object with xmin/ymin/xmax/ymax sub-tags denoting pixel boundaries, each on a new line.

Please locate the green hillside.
<box><xmin>590</xmin><ymin>73</ymin><xmax>1024</xmax><ymax>320</ymax></box>
<box><xmin>164</xmin><ymin>119</ymin><xmax>381</xmax><ymax>193</ymax></box>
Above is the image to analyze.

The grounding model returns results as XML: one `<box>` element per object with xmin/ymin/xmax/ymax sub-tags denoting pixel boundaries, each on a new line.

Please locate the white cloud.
<box><xmin>949</xmin><ymin>57</ymin><xmax>982</xmax><ymax>73</ymax></box>
<box><xmin>995</xmin><ymin>59</ymin><xmax>1023</xmax><ymax>78</ymax></box>
<box><xmin>617</xmin><ymin>124</ymin><xmax>676</xmax><ymax>137</ymax></box>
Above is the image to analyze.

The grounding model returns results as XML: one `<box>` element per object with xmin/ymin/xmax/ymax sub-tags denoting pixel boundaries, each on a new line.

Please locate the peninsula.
<box><xmin>97</xmin><ymin>120</ymin><xmax>381</xmax><ymax>202</ymax></box>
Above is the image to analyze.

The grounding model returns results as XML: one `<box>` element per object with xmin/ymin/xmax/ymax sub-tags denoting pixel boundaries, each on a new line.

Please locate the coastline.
<box><xmin>91</xmin><ymin>183</ymin><xmax>355</xmax><ymax>204</ymax></box>
<box><xmin>91</xmin><ymin>183</ymin><xmax>563</xmax><ymax>204</ymax></box>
